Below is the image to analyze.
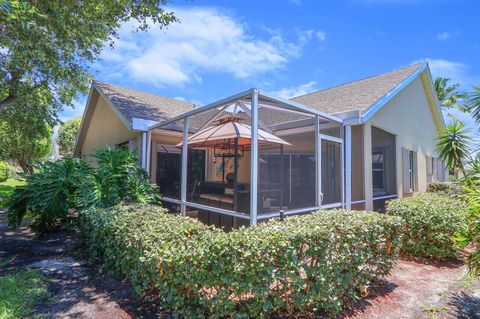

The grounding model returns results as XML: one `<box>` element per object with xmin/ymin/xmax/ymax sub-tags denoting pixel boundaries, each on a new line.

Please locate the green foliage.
<box><xmin>387</xmin><ymin>193</ymin><xmax>467</xmax><ymax>259</ymax></box>
<box><xmin>0</xmin><ymin>162</ymin><xmax>9</xmax><ymax>182</ymax></box>
<box><xmin>455</xmin><ymin>184</ymin><xmax>480</xmax><ymax>275</ymax></box>
<box><xmin>0</xmin><ymin>269</ymin><xmax>50</xmax><ymax>319</ymax></box>
<box><xmin>0</xmin><ymin>90</ymin><xmax>53</xmax><ymax>173</ymax></box>
<box><xmin>57</xmin><ymin>117</ymin><xmax>82</xmax><ymax>156</ymax></box>
<box><xmin>75</xmin><ymin>147</ymin><xmax>160</xmax><ymax>209</ymax></box>
<box><xmin>0</xmin><ymin>179</ymin><xmax>25</xmax><ymax>207</ymax></box>
<box><xmin>435</xmin><ymin>122</ymin><xmax>471</xmax><ymax>178</ymax></box>
<box><xmin>461</xmin><ymin>159</ymin><xmax>480</xmax><ymax>187</ymax></box>
<box><xmin>434</xmin><ymin>77</ymin><xmax>466</xmax><ymax>111</ymax></box>
<box><xmin>7</xmin><ymin>157</ymin><xmax>91</xmax><ymax>233</ymax></box>
<box><xmin>80</xmin><ymin>204</ymin><xmax>402</xmax><ymax>318</ymax></box>
<box><xmin>427</xmin><ymin>182</ymin><xmax>466</xmax><ymax>198</ymax></box>
<box><xmin>7</xmin><ymin>147</ymin><xmax>160</xmax><ymax>233</ymax></box>
<box><xmin>465</xmin><ymin>86</ymin><xmax>480</xmax><ymax>124</ymax></box>
<box><xmin>0</xmin><ymin>0</ymin><xmax>177</xmax><ymax>125</ymax></box>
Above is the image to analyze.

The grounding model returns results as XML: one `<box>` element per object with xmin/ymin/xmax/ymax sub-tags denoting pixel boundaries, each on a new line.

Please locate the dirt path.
<box><xmin>1</xmin><ymin>208</ymin><xmax>478</xmax><ymax>318</ymax></box>
<box><xmin>0</xmin><ymin>209</ymin><xmax>161</xmax><ymax>319</ymax></box>
<box><xmin>343</xmin><ymin>260</ymin><xmax>480</xmax><ymax>319</ymax></box>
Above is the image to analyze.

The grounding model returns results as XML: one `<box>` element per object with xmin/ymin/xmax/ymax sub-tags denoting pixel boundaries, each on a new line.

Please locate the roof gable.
<box><xmin>291</xmin><ymin>63</ymin><xmax>427</xmax><ymax>116</ymax></box>
<box><xmin>93</xmin><ymin>81</ymin><xmax>196</xmax><ymax>124</ymax></box>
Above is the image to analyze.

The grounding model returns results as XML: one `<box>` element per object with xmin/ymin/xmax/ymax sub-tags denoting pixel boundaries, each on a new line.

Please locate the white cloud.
<box><xmin>59</xmin><ymin>98</ymin><xmax>87</xmax><ymax>121</ymax></box>
<box><xmin>418</xmin><ymin>58</ymin><xmax>478</xmax><ymax>89</ymax></box>
<box><xmin>414</xmin><ymin>58</ymin><xmax>480</xmax><ymax>136</ymax></box>
<box><xmin>99</xmin><ymin>7</ymin><xmax>316</xmax><ymax>87</ymax></box>
<box><xmin>297</xmin><ymin>29</ymin><xmax>326</xmax><ymax>45</ymax></box>
<box><xmin>271</xmin><ymin>81</ymin><xmax>317</xmax><ymax>99</ymax></box>
<box><xmin>436</xmin><ymin>31</ymin><xmax>461</xmax><ymax>41</ymax></box>
<box><xmin>316</xmin><ymin>31</ymin><xmax>326</xmax><ymax>42</ymax></box>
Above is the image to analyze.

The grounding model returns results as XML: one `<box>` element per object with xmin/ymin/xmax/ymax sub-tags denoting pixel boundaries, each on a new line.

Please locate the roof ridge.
<box><xmin>290</xmin><ymin>62</ymin><xmax>426</xmax><ymax>100</ymax></box>
<box><xmin>93</xmin><ymin>80</ymin><xmax>196</xmax><ymax>107</ymax></box>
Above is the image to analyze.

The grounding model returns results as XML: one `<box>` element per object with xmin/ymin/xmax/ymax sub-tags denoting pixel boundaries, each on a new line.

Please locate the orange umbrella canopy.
<box><xmin>177</xmin><ymin>116</ymin><xmax>290</xmax><ymax>148</ymax></box>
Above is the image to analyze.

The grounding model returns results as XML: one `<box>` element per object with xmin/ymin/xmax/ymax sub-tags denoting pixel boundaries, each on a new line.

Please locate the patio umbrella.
<box><xmin>176</xmin><ymin>116</ymin><xmax>290</xmax><ymax>149</ymax></box>
<box><xmin>176</xmin><ymin>116</ymin><xmax>290</xmax><ymax>212</ymax></box>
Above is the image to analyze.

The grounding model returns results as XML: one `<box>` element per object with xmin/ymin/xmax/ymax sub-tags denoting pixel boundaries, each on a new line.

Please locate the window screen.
<box><xmin>403</xmin><ymin>148</ymin><xmax>417</xmax><ymax>193</ymax></box>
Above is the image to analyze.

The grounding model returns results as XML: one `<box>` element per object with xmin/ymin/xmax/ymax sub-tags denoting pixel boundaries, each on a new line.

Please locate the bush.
<box><xmin>427</xmin><ymin>181</ymin><xmax>466</xmax><ymax>197</ymax></box>
<box><xmin>455</xmin><ymin>184</ymin><xmax>480</xmax><ymax>275</ymax></box>
<box><xmin>7</xmin><ymin>157</ymin><xmax>91</xmax><ymax>233</ymax></box>
<box><xmin>7</xmin><ymin>147</ymin><xmax>160</xmax><ymax>233</ymax></box>
<box><xmin>75</xmin><ymin>147</ymin><xmax>160</xmax><ymax>209</ymax></box>
<box><xmin>0</xmin><ymin>161</ymin><xmax>9</xmax><ymax>182</ymax></box>
<box><xmin>80</xmin><ymin>204</ymin><xmax>402</xmax><ymax>318</ymax></box>
<box><xmin>386</xmin><ymin>193</ymin><xmax>467</xmax><ymax>259</ymax></box>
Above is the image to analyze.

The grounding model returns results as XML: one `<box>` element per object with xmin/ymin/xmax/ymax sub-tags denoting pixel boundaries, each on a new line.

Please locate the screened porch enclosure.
<box><xmin>148</xmin><ymin>89</ymin><xmax>343</xmax><ymax>226</ymax></box>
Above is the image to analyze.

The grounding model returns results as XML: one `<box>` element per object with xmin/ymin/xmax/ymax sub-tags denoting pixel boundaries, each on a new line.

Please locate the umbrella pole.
<box><xmin>222</xmin><ymin>154</ymin><xmax>225</xmax><ymax>182</ymax></box>
<box><xmin>280</xmin><ymin>144</ymin><xmax>284</xmax><ymax>210</ymax></box>
<box><xmin>233</xmin><ymin>138</ymin><xmax>239</xmax><ymax>212</ymax></box>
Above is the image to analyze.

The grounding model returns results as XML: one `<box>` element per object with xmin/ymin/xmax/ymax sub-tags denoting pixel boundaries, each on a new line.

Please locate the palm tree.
<box><xmin>435</xmin><ymin>122</ymin><xmax>471</xmax><ymax>178</ymax></box>
<box><xmin>465</xmin><ymin>86</ymin><xmax>480</xmax><ymax>124</ymax></box>
<box><xmin>434</xmin><ymin>77</ymin><xmax>466</xmax><ymax>111</ymax></box>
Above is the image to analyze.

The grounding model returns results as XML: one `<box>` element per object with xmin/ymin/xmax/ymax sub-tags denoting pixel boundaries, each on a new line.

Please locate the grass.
<box><xmin>421</xmin><ymin>304</ymin><xmax>447</xmax><ymax>319</ymax></box>
<box><xmin>0</xmin><ymin>179</ymin><xmax>25</xmax><ymax>208</ymax></box>
<box><xmin>459</xmin><ymin>272</ymin><xmax>478</xmax><ymax>290</ymax></box>
<box><xmin>0</xmin><ymin>269</ymin><xmax>49</xmax><ymax>319</ymax></box>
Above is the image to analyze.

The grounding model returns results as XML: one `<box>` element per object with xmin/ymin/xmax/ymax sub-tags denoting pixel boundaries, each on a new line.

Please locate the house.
<box><xmin>75</xmin><ymin>62</ymin><xmax>447</xmax><ymax>229</ymax></box>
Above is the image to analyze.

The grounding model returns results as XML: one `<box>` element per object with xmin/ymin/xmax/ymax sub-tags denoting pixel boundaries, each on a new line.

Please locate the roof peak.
<box><xmin>93</xmin><ymin>80</ymin><xmax>197</xmax><ymax>107</ymax></box>
<box><xmin>291</xmin><ymin>62</ymin><xmax>427</xmax><ymax>101</ymax></box>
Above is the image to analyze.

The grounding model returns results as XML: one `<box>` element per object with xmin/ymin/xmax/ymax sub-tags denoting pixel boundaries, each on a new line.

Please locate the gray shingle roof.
<box><xmin>94</xmin><ymin>81</ymin><xmax>196</xmax><ymax>123</ymax></box>
<box><xmin>290</xmin><ymin>63</ymin><xmax>426</xmax><ymax>115</ymax></box>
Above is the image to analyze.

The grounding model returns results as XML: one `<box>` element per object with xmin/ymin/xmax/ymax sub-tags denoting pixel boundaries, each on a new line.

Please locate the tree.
<box><xmin>57</xmin><ymin>117</ymin><xmax>82</xmax><ymax>157</ymax></box>
<box><xmin>434</xmin><ymin>77</ymin><xmax>466</xmax><ymax>111</ymax></box>
<box><xmin>464</xmin><ymin>86</ymin><xmax>480</xmax><ymax>124</ymax></box>
<box><xmin>0</xmin><ymin>0</ymin><xmax>177</xmax><ymax>123</ymax></box>
<box><xmin>435</xmin><ymin>122</ymin><xmax>471</xmax><ymax>178</ymax></box>
<box><xmin>0</xmin><ymin>91</ymin><xmax>53</xmax><ymax>173</ymax></box>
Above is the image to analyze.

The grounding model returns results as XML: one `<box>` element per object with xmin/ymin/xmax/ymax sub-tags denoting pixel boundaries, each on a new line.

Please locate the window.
<box><xmin>409</xmin><ymin>151</ymin><xmax>414</xmax><ymax>192</ymax></box>
<box><xmin>371</xmin><ymin>127</ymin><xmax>396</xmax><ymax>198</ymax></box>
<box><xmin>403</xmin><ymin>148</ymin><xmax>417</xmax><ymax>194</ymax></box>
<box><xmin>426</xmin><ymin>155</ymin><xmax>437</xmax><ymax>183</ymax></box>
<box><xmin>372</xmin><ymin>149</ymin><xmax>386</xmax><ymax>195</ymax></box>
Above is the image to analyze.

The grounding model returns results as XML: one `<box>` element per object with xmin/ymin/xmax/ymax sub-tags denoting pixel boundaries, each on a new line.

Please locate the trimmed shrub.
<box><xmin>0</xmin><ymin>161</ymin><xmax>9</xmax><ymax>182</ymax></box>
<box><xmin>386</xmin><ymin>193</ymin><xmax>467</xmax><ymax>259</ymax></box>
<box><xmin>80</xmin><ymin>204</ymin><xmax>402</xmax><ymax>318</ymax></box>
<box><xmin>427</xmin><ymin>181</ymin><xmax>466</xmax><ymax>197</ymax></box>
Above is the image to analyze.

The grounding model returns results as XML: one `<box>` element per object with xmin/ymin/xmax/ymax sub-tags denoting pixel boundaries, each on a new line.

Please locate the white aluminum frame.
<box><xmin>250</xmin><ymin>90</ymin><xmax>259</xmax><ymax>226</ymax></box>
<box><xmin>318</xmin><ymin>135</ymin><xmax>345</xmax><ymax>210</ymax></box>
<box><xmin>148</xmin><ymin>88</ymin><xmax>345</xmax><ymax>225</ymax></box>
<box><xmin>345</xmin><ymin>125</ymin><xmax>352</xmax><ymax>210</ymax></box>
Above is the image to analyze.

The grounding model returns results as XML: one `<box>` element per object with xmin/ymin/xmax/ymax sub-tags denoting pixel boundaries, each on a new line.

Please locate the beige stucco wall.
<box><xmin>351</xmin><ymin>125</ymin><xmax>364</xmax><ymax>203</ymax></box>
<box><xmin>368</xmin><ymin>74</ymin><xmax>442</xmax><ymax>197</ymax></box>
<box><xmin>80</xmin><ymin>97</ymin><xmax>138</xmax><ymax>165</ymax></box>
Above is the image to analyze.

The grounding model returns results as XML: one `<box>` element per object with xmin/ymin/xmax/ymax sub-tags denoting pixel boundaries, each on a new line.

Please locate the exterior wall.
<box><xmin>368</xmin><ymin>75</ymin><xmax>442</xmax><ymax>200</ymax></box>
<box><xmin>351</xmin><ymin>125</ymin><xmax>364</xmax><ymax>205</ymax></box>
<box><xmin>80</xmin><ymin>96</ymin><xmax>138</xmax><ymax>165</ymax></box>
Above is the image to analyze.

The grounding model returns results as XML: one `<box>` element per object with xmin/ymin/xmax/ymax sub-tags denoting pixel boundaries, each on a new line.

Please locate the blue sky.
<box><xmin>61</xmin><ymin>0</ymin><xmax>480</xmax><ymax>133</ymax></box>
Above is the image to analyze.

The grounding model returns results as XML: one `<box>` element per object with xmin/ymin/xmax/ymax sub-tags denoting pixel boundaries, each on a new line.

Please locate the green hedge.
<box><xmin>80</xmin><ymin>204</ymin><xmax>402</xmax><ymax>318</ymax></box>
<box><xmin>386</xmin><ymin>193</ymin><xmax>466</xmax><ymax>259</ymax></box>
<box><xmin>0</xmin><ymin>162</ymin><xmax>9</xmax><ymax>182</ymax></box>
<box><xmin>427</xmin><ymin>182</ymin><xmax>466</xmax><ymax>197</ymax></box>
